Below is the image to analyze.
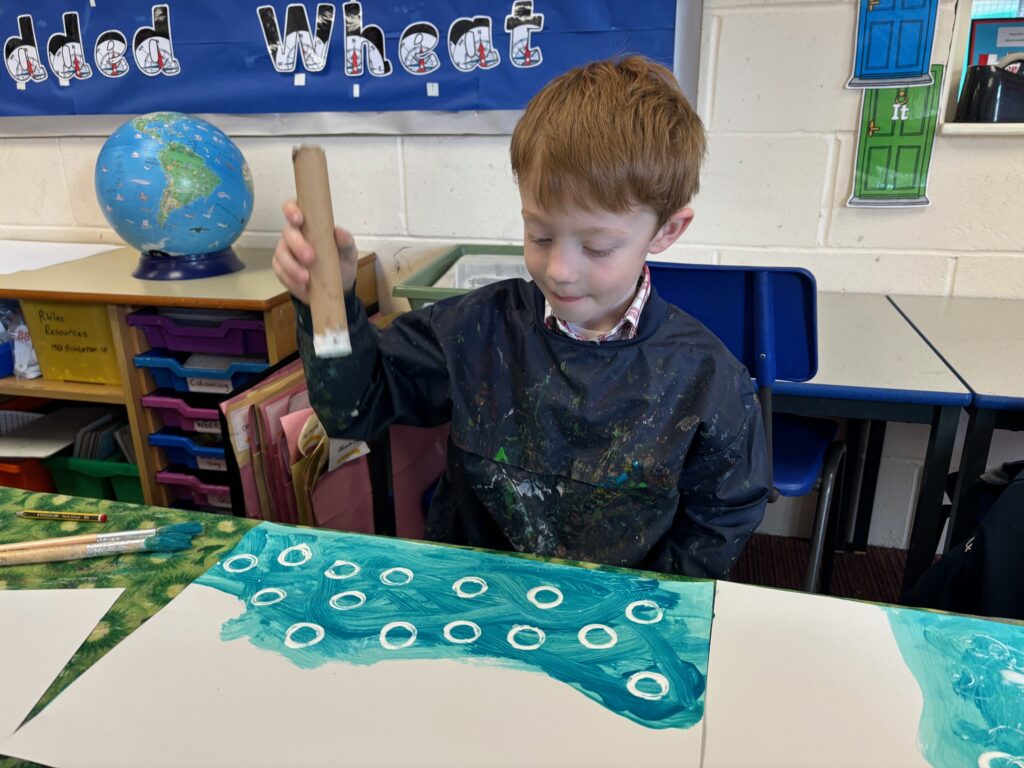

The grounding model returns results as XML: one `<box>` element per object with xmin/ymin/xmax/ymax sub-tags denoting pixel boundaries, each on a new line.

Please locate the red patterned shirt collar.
<box><xmin>543</xmin><ymin>264</ymin><xmax>651</xmax><ymax>343</ymax></box>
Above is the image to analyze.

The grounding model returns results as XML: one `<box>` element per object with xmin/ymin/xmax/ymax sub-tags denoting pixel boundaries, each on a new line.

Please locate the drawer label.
<box><xmin>206</xmin><ymin>492</ymin><xmax>231</xmax><ymax>509</ymax></box>
<box><xmin>187</xmin><ymin>377</ymin><xmax>232</xmax><ymax>394</ymax></box>
<box><xmin>194</xmin><ymin>419</ymin><xmax>222</xmax><ymax>434</ymax></box>
<box><xmin>198</xmin><ymin>456</ymin><xmax>227</xmax><ymax>472</ymax></box>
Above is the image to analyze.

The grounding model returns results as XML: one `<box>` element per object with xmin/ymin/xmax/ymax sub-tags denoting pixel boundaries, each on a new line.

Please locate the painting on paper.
<box><xmin>3</xmin><ymin>522</ymin><xmax>713</xmax><ymax>767</ymax></box>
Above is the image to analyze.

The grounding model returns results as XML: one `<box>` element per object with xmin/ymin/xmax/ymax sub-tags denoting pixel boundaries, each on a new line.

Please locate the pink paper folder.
<box><xmin>219</xmin><ymin>359</ymin><xmax>305</xmax><ymax>520</ymax></box>
<box><xmin>390</xmin><ymin>424</ymin><xmax>449</xmax><ymax>539</ymax></box>
<box><xmin>280</xmin><ymin>408</ymin><xmax>315</xmax><ymax>466</ymax></box>
<box><xmin>312</xmin><ymin>459</ymin><xmax>375</xmax><ymax>534</ymax></box>
<box><xmin>279</xmin><ymin>407</ymin><xmax>374</xmax><ymax>534</ymax></box>
<box><xmin>255</xmin><ymin>384</ymin><xmax>310</xmax><ymax>524</ymax></box>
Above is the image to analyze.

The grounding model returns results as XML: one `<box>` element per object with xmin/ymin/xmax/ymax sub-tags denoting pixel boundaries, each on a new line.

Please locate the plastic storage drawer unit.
<box><xmin>148</xmin><ymin>430</ymin><xmax>227</xmax><ymax>472</ymax></box>
<box><xmin>127</xmin><ymin>309</ymin><xmax>267</xmax><ymax>356</ymax></box>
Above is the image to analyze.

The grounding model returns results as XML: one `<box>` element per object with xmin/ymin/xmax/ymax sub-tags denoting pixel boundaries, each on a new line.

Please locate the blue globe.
<box><xmin>95</xmin><ymin>112</ymin><xmax>254</xmax><ymax>259</ymax></box>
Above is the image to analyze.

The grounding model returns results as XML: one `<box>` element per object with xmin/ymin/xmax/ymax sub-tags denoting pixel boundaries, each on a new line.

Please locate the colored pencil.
<box><xmin>18</xmin><ymin>510</ymin><xmax>108</xmax><ymax>523</ymax></box>
<box><xmin>0</xmin><ymin>522</ymin><xmax>203</xmax><ymax>567</ymax></box>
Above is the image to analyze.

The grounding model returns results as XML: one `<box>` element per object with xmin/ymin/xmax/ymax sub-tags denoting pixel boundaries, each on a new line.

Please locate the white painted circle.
<box><xmin>978</xmin><ymin>753</ymin><xmax>1021</xmax><ymax>768</ymax></box>
<box><xmin>329</xmin><ymin>590</ymin><xmax>366</xmax><ymax>611</ymax></box>
<box><xmin>578</xmin><ymin>623</ymin><xmax>618</xmax><ymax>649</ymax></box>
<box><xmin>379</xmin><ymin>621</ymin><xmax>417</xmax><ymax>650</ymax></box>
<box><xmin>627</xmin><ymin>671</ymin><xmax>670</xmax><ymax>701</ymax></box>
<box><xmin>380</xmin><ymin>567</ymin><xmax>414</xmax><ymax>586</ymax></box>
<box><xmin>251</xmin><ymin>588</ymin><xmax>286</xmax><ymax>606</ymax></box>
<box><xmin>277</xmin><ymin>543</ymin><xmax>313</xmax><ymax>567</ymax></box>
<box><xmin>527</xmin><ymin>585</ymin><xmax>563</xmax><ymax>609</ymax></box>
<box><xmin>443</xmin><ymin>620</ymin><xmax>482</xmax><ymax>644</ymax></box>
<box><xmin>284</xmin><ymin>622</ymin><xmax>325</xmax><ymax>649</ymax></box>
<box><xmin>507</xmin><ymin>624</ymin><xmax>546</xmax><ymax>650</ymax></box>
<box><xmin>223</xmin><ymin>554</ymin><xmax>258</xmax><ymax>573</ymax></box>
<box><xmin>452</xmin><ymin>576</ymin><xmax>489</xmax><ymax>598</ymax></box>
<box><xmin>324</xmin><ymin>560</ymin><xmax>361</xmax><ymax>579</ymax></box>
<box><xmin>625</xmin><ymin>600</ymin><xmax>663</xmax><ymax>625</ymax></box>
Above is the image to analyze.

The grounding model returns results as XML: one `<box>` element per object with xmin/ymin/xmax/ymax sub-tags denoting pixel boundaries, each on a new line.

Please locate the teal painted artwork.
<box><xmin>198</xmin><ymin>522</ymin><xmax>713</xmax><ymax>730</ymax></box>
<box><xmin>888</xmin><ymin>608</ymin><xmax>1024</xmax><ymax>768</ymax></box>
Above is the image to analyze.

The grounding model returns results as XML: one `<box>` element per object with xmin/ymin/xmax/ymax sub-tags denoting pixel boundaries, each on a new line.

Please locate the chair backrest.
<box><xmin>647</xmin><ymin>262</ymin><xmax>818</xmax><ymax>475</ymax></box>
<box><xmin>647</xmin><ymin>262</ymin><xmax>818</xmax><ymax>387</ymax></box>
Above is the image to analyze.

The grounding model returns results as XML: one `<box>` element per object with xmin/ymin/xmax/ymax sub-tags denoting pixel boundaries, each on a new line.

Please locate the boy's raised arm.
<box><xmin>294</xmin><ymin>295</ymin><xmax>453</xmax><ymax>442</ymax></box>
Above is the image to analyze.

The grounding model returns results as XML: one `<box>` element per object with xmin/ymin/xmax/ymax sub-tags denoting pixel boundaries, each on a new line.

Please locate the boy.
<box><xmin>273</xmin><ymin>56</ymin><xmax>769</xmax><ymax>578</ymax></box>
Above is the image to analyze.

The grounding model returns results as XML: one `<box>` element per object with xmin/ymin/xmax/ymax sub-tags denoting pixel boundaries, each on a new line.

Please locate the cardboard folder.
<box><xmin>219</xmin><ymin>359</ymin><xmax>306</xmax><ymax>520</ymax></box>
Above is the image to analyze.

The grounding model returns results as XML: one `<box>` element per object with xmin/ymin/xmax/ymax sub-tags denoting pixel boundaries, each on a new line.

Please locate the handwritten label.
<box><xmin>228</xmin><ymin>409</ymin><xmax>250</xmax><ymax>453</ymax></box>
<box><xmin>187</xmin><ymin>376</ymin><xmax>232</xmax><ymax>394</ymax></box>
<box><xmin>28</xmin><ymin>302</ymin><xmax>118</xmax><ymax>382</ymax></box>
<box><xmin>198</xmin><ymin>456</ymin><xmax>227</xmax><ymax>472</ymax></box>
<box><xmin>194</xmin><ymin>419</ymin><xmax>222</xmax><ymax>434</ymax></box>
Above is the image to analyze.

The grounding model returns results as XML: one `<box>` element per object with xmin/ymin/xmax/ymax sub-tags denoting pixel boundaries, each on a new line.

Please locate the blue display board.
<box><xmin>968</xmin><ymin>17</ymin><xmax>1024</xmax><ymax>67</ymax></box>
<box><xmin>0</xmin><ymin>1</ymin><xmax>677</xmax><ymax>116</ymax></box>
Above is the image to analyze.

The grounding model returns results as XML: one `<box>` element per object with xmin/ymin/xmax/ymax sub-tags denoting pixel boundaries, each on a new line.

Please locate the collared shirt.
<box><xmin>543</xmin><ymin>264</ymin><xmax>651</xmax><ymax>343</ymax></box>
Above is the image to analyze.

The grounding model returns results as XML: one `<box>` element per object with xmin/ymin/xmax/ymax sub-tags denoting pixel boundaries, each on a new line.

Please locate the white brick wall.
<box><xmin>1</xmin><ymin>0</ymin><xmax>1021</xmax><ymax>547</ymax></box>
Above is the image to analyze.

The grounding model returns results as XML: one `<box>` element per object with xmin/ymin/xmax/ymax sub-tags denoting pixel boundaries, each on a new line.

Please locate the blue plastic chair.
<box><xmin>648</xmin><ymin>262</ymin><xmax>847</xmax><ymax>592</ymax></box>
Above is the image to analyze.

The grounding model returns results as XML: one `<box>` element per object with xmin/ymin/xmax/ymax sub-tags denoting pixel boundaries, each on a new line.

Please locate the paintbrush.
<box><xmin>0</xmin><ymin>522</ymin><xmax>203</xmax><ymax>567</ymax></box>
<box><xmin>0</xmin><ymin>522</ymin><xmax>203</xmax><ymax>554</ymax></box>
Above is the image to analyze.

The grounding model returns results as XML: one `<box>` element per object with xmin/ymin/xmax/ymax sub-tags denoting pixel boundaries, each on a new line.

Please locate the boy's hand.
<box><xmin>273</xmin><ymin>198</ymin><xmax>358</xmax><ymax>305</ymax></box>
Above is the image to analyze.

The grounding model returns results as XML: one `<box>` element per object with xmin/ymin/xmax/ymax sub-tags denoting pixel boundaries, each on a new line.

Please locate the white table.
<box><xmin>774</xmin><ymin>293</ymin><xmax>970</xmax><ymax>593</ymax></box>
<box><xmin>889</xmin><ymin>294</ymin><xmax>1024</xmax><ymax>553</ymax></box>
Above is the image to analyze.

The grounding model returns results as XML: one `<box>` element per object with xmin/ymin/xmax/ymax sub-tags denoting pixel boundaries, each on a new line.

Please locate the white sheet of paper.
<box><xmin>0</xmin><ymin>588</ymin><xmax>123</xmax><ymax>742</ymax></box>
<box><xmin>0</xmin><ymin>406</ymin><xmax>119</xmax><ymax>459</ymax></box>
<box><xmin>3</xmin><ymin>583</ymin><xmax>703</xmax><ymax>768</ymax></box>
<box><xmin>0</xmin><ymin>241</ymin><xmax>117</xmax><ymax>276</ymax></box>
<box><xmin>703</xmin><ymin>582</ymin><xmax>927</xmax><ymax>768</ymax></box>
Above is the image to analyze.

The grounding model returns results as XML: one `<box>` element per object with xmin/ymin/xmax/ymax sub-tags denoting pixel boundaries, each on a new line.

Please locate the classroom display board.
<box><xmin>0</xmin><ymin>1</ymin><xmax>677</xmax><ymax>117</ymax></box>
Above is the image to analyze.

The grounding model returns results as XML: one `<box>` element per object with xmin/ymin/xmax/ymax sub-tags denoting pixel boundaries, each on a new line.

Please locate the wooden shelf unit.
<box><xmin>1</xmin><ymin>246</ymin><xmax>377</xmax><ymax>508</ymax></box>
<box><xmin>0</xmin><ymin>247</ymin><xmax>295</xmax><ymax>507</ymax></box>
<box><xmin>0</xmin><ymin>377</ymin><xmax>125</xmax><ymax>405</ymax></box>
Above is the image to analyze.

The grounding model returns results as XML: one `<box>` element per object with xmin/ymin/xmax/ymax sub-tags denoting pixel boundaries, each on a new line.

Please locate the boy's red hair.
<box><xmin>511</xmin><ymin>55</ymin><xmax>707</xmax><ymax>227</ymax></box>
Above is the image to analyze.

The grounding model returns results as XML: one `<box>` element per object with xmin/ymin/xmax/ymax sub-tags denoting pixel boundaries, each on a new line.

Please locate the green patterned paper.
<box><xmin>0</xmin><ymin>489</ymin><xmax>256</xmax><ymax>739</ymax></box>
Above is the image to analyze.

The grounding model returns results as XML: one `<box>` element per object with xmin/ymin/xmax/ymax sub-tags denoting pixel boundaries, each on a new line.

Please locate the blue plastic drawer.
<box><xmin>133</xmin><ymin>349</ymin><xmax>267</xmax><ymax>394</ymax></box>
<box><xmin>148</xmin><ymin>429</ymin><xmax>227</xmax><ymax>472</ymax></box>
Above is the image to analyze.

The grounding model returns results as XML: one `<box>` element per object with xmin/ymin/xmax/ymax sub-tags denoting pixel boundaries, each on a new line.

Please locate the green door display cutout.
<box><xmin>849</xmin><ymin>64</ymin><xmax>944</xmax><ymax>207</ymax></box>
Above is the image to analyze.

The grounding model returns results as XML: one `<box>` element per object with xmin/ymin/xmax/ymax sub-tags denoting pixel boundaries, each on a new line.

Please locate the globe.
<box><xmin>95</xmin><ymin>111</ymin><xmax>254</xmax><ymax>280</ymax></box>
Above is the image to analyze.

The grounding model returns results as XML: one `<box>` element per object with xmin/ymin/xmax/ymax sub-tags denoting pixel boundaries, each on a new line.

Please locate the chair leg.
<box><xmin>803</xmin><ymin>442</ymin><xmax>847</xmax><ymax>593</ymax></box>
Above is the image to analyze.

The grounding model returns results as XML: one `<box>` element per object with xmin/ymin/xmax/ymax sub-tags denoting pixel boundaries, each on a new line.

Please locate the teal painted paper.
<box><xmin>888</xmin><ymin>608</ymin><xmax>1024</xmax><ymax>768</ymax></box>
<box><xmin>199</xmin><ymin>522</ymin><xmax>713</xmax><ymax>730</ymax></box>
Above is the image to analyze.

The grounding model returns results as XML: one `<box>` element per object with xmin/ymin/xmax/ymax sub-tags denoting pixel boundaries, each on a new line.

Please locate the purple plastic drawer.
<box><xmin>156</xmin><ymin>470</ymin><xmax>232</xmax><ymax>511</ymax></box>
<box><xmin>127</xmin><ymin>310</ymin><xmax>267</xmax><ymax>356</ymax></box>
<box><xmin>142</xmin><ymin>394</ymin><xmax>222</xmax><ymax>435</ymax></box>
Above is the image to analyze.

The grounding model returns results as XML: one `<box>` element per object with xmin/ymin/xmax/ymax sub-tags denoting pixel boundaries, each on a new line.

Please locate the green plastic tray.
<box><xmin>43</xmin><ymin>455</ymin><xmax>143</xmax><ymax>504</ymax></box>
<box><xmin>392</xmin><ymin>244</ymin><xmax>525</xmax><ymax>310</ymax></box>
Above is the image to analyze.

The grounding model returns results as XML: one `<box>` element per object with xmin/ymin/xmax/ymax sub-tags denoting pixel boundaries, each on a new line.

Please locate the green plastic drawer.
<box><xmin>43</xmin><ymin>456</ymin><xmax>143</xmax><ymax>504</ymax></box>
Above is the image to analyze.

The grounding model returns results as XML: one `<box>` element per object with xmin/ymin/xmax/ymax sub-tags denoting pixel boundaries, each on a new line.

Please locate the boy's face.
<box><xmin>520</xmin><ymin>184</ymin><xmax>693</xmax><ymax>332</ymax></box>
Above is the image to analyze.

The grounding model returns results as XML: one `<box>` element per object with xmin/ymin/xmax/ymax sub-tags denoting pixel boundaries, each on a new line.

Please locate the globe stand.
<box><xmin>132</xmin><ymin>248</ymin><xmax>246</xmax><ymax>281</ymax></box>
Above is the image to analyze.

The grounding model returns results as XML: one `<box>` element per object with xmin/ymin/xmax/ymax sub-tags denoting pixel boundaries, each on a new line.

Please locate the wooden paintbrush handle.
<box><xmin>0</xmin><ymin>528</ymin><xmax>156</xmax><ymax>554</ymax></box>
<box><xmin>0</xmin><ymin>538</ymin><xmax>147</xmax><ymax>566</ymax></box>
<box><xmin>293</xmin><ymin>144</ymin><xmax>351</xmax><ymax>358</ymax></box>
